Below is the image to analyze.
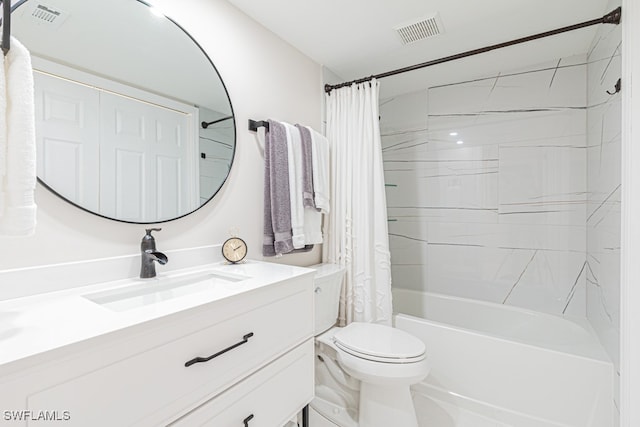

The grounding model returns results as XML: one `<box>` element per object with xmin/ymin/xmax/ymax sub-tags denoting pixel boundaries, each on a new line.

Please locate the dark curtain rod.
<box><xmin>201</xmin><ymin>115</ymin><xmax>233</xmax><ymax>129</ymax></box>
<box><xmin>325</xmin><ymin>7</ymin><xmax>622</xmax><ymax>94</ymax></box>
<box><xmin>1</xmin><ymin>0</ymin><xmax>11</xmax><ymax>56</ymax></box>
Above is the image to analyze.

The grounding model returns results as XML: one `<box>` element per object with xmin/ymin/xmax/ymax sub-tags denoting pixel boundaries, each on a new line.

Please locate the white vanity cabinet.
<box><xmin>0</xmin><ymin>262</ymin><xmax>314</xmax><ymax>427</ymax></box>
<box><xmin>171</xmin><ymin>340</ymin><xmax>313</xmax><ymax>426</ymax></box>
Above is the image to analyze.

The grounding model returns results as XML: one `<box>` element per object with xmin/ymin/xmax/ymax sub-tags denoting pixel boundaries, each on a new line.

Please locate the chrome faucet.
<box><xmin>140</xmin><ymin>228</ymin><xmax>168</xmax><ymax>279</ymax></box>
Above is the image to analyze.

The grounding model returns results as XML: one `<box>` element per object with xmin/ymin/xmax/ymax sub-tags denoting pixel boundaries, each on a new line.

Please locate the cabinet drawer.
<box><xmin>27</xmin><ymin>287</ymin><xmax>312</xmax><ymax>426</ymax></box>
<box><xmin>171</xmin><ymin>339</ymin><xmax>314</xmax><ymax>427</ymax></box>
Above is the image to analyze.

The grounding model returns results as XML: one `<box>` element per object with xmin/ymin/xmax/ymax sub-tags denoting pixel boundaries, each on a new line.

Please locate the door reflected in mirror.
<box><xmin>10</xmin><ymin>0</ymin><xmax>235</xmax><ymax>223</ymax></box>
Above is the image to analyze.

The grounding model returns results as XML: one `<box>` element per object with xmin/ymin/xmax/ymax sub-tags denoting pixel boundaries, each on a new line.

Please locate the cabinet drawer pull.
<box><xmin>184</xmin><ymin>332</ymin><xmax>254</xmax><ymax>367</ymax></box>
<box><xmin>243</xmin><ymin>414</ymin><xmax>254</xmax><ymax>426</ymax></box>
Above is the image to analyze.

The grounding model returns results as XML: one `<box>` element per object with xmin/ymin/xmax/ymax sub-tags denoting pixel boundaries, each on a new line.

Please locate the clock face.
<box><xmin>222</xmin><ymin>237</ymin><xmax>247</xmax><ymax>263</ymax></box>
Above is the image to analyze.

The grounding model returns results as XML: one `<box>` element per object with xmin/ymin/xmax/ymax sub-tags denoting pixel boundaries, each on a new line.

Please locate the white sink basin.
<box><xmin>83</xmin><ymin>270</ymin><xmax>250</xmax><ymax>312</ymax></box>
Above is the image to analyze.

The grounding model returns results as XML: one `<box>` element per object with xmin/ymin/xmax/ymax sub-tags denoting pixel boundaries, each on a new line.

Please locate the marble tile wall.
<box><xmin>381</xmin><ymin>55</ymin><xmax>589</xmax><ymax>317</ymax></box>
<box><xmin>586</xmin><ymin>0</ymin><xmax>621</xmax><ymax>418</ymax></box>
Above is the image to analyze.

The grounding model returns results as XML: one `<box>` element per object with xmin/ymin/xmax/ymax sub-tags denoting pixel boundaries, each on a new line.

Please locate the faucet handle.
<box><xmin>145</xmin><ymin>228</ymin><xmax>162</xmax><ymax>237</ymax></box>
<box><xmin>141</xmin><ymin>228</ymin><xmax>162</xmax><ymax>250</ymax></box>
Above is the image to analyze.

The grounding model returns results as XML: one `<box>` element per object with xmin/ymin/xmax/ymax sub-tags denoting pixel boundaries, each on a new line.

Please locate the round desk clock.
<box><xmin>222</xmin><ymin>237</ymin><xmax>248</xmax><ymax>264</ymax></box>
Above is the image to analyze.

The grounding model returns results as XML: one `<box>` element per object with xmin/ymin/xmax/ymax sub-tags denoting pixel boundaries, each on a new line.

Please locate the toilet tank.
<box><xmin>310</xmin><ymin>263</ymin><xmax>345</xmax><ymax>335</ymax></box>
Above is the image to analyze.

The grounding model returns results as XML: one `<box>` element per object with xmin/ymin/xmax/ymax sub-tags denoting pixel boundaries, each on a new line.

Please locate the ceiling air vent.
<box><xmin>27</xmin><ymin>3</ymin><xmax>69</xmax><ymax>29</ymax></box>
<box><xmin>395</xmin><ymin>13</ymin><xmax>444</xmax><ymax>45</ymax></box>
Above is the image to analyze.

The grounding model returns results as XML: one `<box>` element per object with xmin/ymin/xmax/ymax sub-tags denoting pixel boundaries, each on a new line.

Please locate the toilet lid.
<box><xmin>332</xmin><ymin>323</ymin><xmax>426</xmax><ymax>363</ymax></box>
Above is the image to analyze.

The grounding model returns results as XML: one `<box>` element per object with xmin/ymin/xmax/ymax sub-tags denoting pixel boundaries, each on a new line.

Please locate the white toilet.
<box><xmin>310</xmin><ymin>263</ymin><xmax>430</xmax><ymax>427</ymax></box>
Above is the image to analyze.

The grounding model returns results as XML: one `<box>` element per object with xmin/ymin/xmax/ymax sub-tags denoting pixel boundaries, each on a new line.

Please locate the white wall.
<box><xmin>0</xmin><ymin>0</ymin><xmax>323</xmax><ymax>270</ymax></box>
<box><xmin>620</xmin><ymin>0</ymin><xmax>640</xmax><ymax>425</ymax></box>
<box><xmin>381</xmin><ymin>55</ymin><xmax>588</xmax><ymax>316</ymax></box>
<box><xmin>586</xmin><ymin>0</ymin><xmax>622</xmax><ymax>419</ymax></box>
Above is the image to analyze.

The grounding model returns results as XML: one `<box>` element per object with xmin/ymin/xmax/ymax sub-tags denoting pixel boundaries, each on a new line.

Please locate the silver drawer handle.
<box><xmin>184</xmin><ymin>332</ymin><xmax>254</xmax><ymax>367</ymax></box>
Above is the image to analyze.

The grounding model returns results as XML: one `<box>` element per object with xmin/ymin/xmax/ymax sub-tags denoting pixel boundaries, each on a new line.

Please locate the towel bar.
<box><xmin>1</xmin><ymin>0</ymin><xmax>11</xmax><ymax>56</ymax></box>
<box><xmin>248</xmin><ymin>119</ymin><xmax>269</xmax><ymax>132</ymax></box>
<box><xmin>201</xmin><ymin>115</ymin><xmax>233</xmax><ymax>129</ymax></box>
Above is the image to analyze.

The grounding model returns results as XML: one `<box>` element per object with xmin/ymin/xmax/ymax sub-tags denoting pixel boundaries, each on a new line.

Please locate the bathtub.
<box><xmin>392</xmin><ymin>289</ymin><xmax>614</xmax><ymax>427</ymax></box>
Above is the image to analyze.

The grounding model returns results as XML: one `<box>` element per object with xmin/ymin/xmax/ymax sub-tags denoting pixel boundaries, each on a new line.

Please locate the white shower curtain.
<box><xmin>323</xmin><ymin>79</ymin><xmax>393</xmax><ymax>326</ymax></box>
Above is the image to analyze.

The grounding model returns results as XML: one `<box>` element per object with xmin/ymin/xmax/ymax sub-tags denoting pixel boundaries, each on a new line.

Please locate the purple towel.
<box><xmin>263</xmin><ymin>120</ymin><xmax>314</xmax><ymax>256</ymax></box>
<box><xmin>263</xmin><ymin>120</ymin><xmax>294</xmax><ymax>255</ymax></box>
<box><xmin>262</xmin><ymin>121</ymin><xmax>276</xmax><ymax>256</ymax></box>
<box><xmin>296</xmin><ymin>124</ymin><xmax>316</xmax><ymax>209</ymax></box>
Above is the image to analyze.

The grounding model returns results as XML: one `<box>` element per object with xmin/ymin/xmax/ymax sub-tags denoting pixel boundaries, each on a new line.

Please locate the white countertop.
<box><xmin>0</xmin><ymin>260</ymin><xmax>313</xmax><ymax>373</ymax></box>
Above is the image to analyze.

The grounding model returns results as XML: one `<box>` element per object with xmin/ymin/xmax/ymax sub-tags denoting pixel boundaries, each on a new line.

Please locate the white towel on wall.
<box><xmin>303</xmin><ymin>199</ymin><xmax>323</xmax><ymax>244</ymax></box>
<box><xmin>283</xmin><ymin>122</ymin><xmax>305</xmax><ymax>249</ymax></box>
<box><xmin>306</xmin><ymin>126</ymin><xmax>330</xmax><ymax>213</ymax></box>
<box><xmin>0</xmin><ymin>37</ymin><xmax>37</xmax><ymax>236</ymax></box>
<box><xmin>0</xmin><ymin>46</ymin><xmax>6</xmax><ymax>217</ymax></box>
<box><xmin>295</xmin><ymin>123</ymin><xmax>323</xmax><ymax>245</ymax></box>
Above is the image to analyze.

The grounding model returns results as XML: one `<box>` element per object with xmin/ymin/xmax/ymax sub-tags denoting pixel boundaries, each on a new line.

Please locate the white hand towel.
<box><xmin>0</xmin><ymin>37</ymin><xmax>37</xmax><ymax>236</ymax></box>
<box><xmin>0</xmin><ymin>45</ymin><xmax>6</xmax><ymax>218</ymax></box>
<box><xmin>283</xmin><ymin>122</ymin><xmax>305</xmax><ymax>249</ymax></box>
<box><xmin>307</xmin><ymin>126</ymin><xmax>330</xmax><ymax>213</ymax></box>
<box><xmin>303</xmin><ymin>200</ymin><xmax>323</xmax><ymax>244</ymax></box>
<box><xmin>297</xmin><ymin>124</ymin><xmax>322</xmax><ymax>244</ymax></box>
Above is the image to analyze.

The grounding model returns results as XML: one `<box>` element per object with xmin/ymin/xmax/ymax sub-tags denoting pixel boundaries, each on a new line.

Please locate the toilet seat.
<box><xmin>332</xmin><ymin>323</ymin><xmax>426</xmax><ymax>363</ymax></box>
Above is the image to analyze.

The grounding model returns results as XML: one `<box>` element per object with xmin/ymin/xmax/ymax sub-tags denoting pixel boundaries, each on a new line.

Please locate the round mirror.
<box><xmin>10</xmin><ymin>0</ymin><xmax>236</xmax><ymax>223</ymax></box>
